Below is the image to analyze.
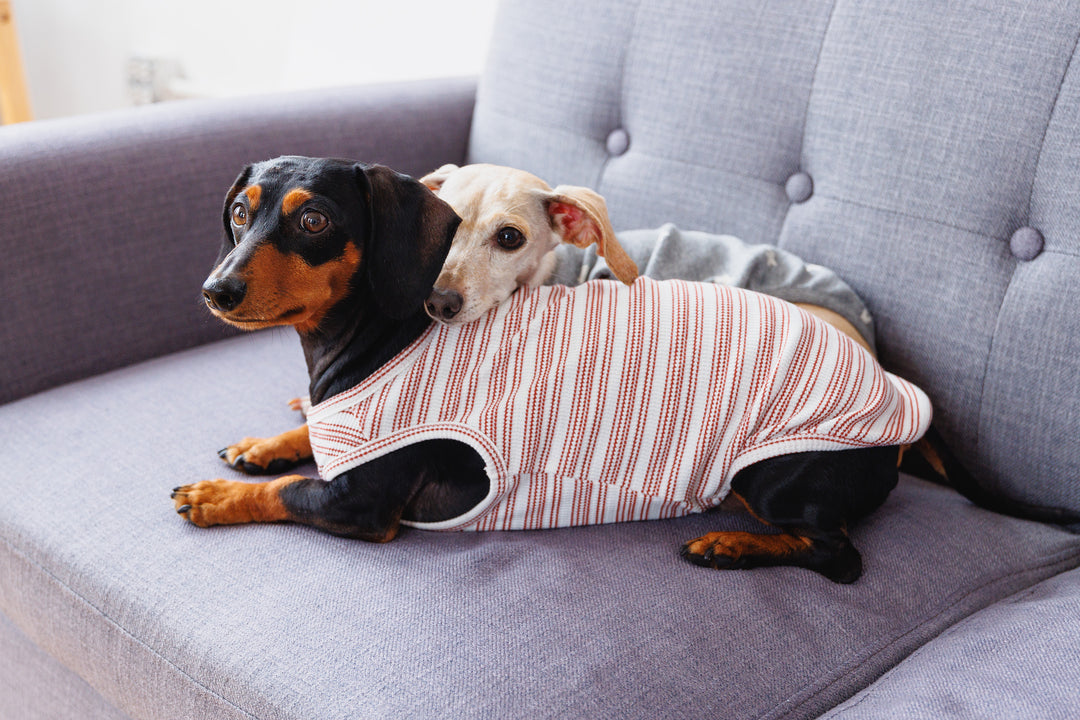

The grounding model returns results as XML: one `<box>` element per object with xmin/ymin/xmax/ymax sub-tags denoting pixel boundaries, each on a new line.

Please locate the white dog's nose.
<box><xmin>425</xmin><ymin>287</ymin><xmax>464</xmax><ymax>322</ymax></box>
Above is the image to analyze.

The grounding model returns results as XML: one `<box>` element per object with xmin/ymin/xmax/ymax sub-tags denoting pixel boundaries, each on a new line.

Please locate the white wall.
<box><xmin>15</xmin><ymin>0</ymin><xmax>498</xmax><ymax>120</ymax></box>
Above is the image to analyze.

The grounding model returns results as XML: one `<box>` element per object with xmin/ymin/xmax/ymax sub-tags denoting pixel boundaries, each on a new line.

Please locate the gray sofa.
<box><xmin>3</xmin><ymin>1</ymin><xmax>1080</xmax><ymax>718</ymax></box>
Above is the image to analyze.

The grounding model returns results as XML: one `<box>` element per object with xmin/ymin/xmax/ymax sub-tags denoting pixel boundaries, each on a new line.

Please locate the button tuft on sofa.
<box><xmin>785</xmin><ymin>171</ymin><xmax>813</xmax><ymax>203</ymax></box>
<box><xmin>605</xmin><ymin>128</ymin><xmax>630</xmax><ymax>156</ymax></box>
<box><xmin>1009</xmin><ymin>226</ymin><xmax>1044</xmax><ymax>261</ymax></box>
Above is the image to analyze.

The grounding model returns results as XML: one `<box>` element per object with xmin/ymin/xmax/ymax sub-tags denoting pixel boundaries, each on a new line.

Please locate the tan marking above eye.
<box><xmin>243</xmin><ymin>185</ymin><xmax>262</xmax><ymax>211</ymax></box>
<box><xmin>282</xmin><ymin>188</ymin><xmax>314</xmax><ymax>216</ymax></box>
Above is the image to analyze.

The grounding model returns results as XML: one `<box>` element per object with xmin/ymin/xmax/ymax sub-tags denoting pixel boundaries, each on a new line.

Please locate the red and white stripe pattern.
<box><xmin>306</xmin><ymin>278</ymin><xmax>932</xmax><ymax>532</ymax></box>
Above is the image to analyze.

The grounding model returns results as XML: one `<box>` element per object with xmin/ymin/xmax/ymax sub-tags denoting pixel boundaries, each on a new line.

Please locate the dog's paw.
<box><xmin>218</xmin><ymin>439</ymin><xmax>296</xmax><ymax>475</ymax></box>
<box><xmin>218</xmin><ymin>426</ymin><xmax>311</xmax><ymax>475</ymax></box>
<box><xmin>679</xmin><ymin>531</ymin><xmax>812</xmax><ymax>570</ymax></box>
<box><xmin>680</xmin><ymin>532</ymin><xmax>743</xmax><ymax>569</ymax></box>
<box><xmin>680</xmin><ymin>531</ymin><xmax>861</xmax><ymax>583</ymax></box>
<box><xmin>171</xmin><ymin>478</ymin><xmax>294</xmax><ymax>527</ymax></box>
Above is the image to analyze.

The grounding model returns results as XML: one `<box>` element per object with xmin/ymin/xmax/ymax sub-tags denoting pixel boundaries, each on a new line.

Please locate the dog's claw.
<box><xmin>217</xmin><ymin>448</ymin><xmax>229</xmax><ymax>459</ymax></box>
<box><xmin>177</xmin><ymin>504</ymin><xmax>192</xmax><ymax>514</ymax></box>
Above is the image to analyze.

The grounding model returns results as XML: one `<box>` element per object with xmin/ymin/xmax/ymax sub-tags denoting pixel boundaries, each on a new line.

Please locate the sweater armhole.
<box><xmin>332</xmin><ymin>423</ymin><xmax>505</xmax><ymax>532</ymax></box>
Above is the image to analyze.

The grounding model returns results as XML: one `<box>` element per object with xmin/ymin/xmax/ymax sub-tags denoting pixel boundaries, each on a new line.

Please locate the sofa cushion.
<box><xmin>469</xmin><ymin>0</ymin><xmax>1080</xmax><ymax>513</ymax></box>
<box><xmin>823</xmin><ymin>566</ymin><xmax>1080</xmax><ymax>719</ymax></box>
<box><xmin>2</xmin><ymin>329</ymin><xmax>1079</xmax><ymax>719</ymax></box>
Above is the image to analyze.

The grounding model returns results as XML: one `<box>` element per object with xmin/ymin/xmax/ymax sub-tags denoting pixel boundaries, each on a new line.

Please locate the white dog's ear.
<box><xmin>420</xmin><ymin>164</ymin><xmax>460</xmax><ymax>192</ymax></box>
<box><xmin>544</xmin><ymin>185</ymin><xmax>638</xmax><ymax>285</ymax></box>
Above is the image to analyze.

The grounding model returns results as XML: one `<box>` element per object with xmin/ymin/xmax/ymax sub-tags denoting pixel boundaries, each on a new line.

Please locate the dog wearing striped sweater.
<box><xmin>175</xmin><ymin>156</ymin><xmax>931</xmax><ymax>583</ymax></box>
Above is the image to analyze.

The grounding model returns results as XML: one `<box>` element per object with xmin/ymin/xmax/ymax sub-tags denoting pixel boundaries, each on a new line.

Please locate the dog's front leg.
<box><xmin>173</xmin><ymin>449</ymin><xmax>433</xmax><ymax>542</ymax></box>
<box><xmin>218</xmin><ymin>424</ymin><xmax>312</xmax><ymax>475</ymax></box>
<box><xmin>172</xmin><ymin>475</ymin><xmax>305</xmax><ymax>527</ymax></box>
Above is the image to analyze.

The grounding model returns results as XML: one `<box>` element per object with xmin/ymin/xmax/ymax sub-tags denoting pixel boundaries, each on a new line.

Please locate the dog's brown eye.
<box><xmin>231</xmin><ymin>204</ymin><xmax>247</xmax><ymax>226</ymax></box>
<box><xmin>495</xmin><ymin>226</ymin><xmax>525</xmax><ymax>250</ymax></box>
<box><xmin>300</xmin><ymin>210</ymin><xmax>328</xmax><ymax>234</ymax></box>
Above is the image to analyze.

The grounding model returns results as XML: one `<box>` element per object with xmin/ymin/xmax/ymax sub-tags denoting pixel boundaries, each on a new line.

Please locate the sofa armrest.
<box><xmin>0</xmin><ymin>77</ymin><xmax>476</xmax><ymax>405</ymax></box>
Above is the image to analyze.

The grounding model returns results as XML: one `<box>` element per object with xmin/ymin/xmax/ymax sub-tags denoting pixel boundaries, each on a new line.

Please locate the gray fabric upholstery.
<box><xmin>0</xmin><ymin>612</ymin><xmax>132</xmax><ymax>720</ymax></box>
<box><xmin>824</xmin><ymin>566</ymin><xmax>1080</xmax><ymax>720</ymax></box>
<box><xmin>1</xmin><ymin>329</ymin><xmax>1078</xmax><ymax>719</ymax></box>
<box><xmin>0</xmin><ymin>77</ymin><xmax>476</xmax><ymax>406</ymax></box>
<box><xmin>470</xmin><ymin>0</ymin><xmax>1080</xmax><ymax>513</ymax></box>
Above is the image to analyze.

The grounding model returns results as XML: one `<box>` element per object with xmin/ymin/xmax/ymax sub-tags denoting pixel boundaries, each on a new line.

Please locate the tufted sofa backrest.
<box><xmin>467</xmin><ymin>0</ymin><xmax>1080</xmax><ymax>514</ymax></box>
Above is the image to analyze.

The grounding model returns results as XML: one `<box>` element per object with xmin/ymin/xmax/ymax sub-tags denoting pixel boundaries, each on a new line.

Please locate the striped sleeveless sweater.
<box><xmin>306</xmin><ymin>278</ymin><xmax>932</xmax><ymax>532</ymax></box>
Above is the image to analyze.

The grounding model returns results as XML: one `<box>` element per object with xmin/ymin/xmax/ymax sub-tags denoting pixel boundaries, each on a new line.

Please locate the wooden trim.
<box><xmin>0</xmin><ymin>0</ymin><xmax>33</xmax><ymax>124</ymax></box>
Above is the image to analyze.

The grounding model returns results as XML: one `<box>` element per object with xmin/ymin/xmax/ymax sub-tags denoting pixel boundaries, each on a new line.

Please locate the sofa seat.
<box><xmin>824</xmin><ymin>565</ymin><xmax>1080</xmax><ymax>719</ymax></box>
<box><xmin>2</xmin><ymin>329</ymin><xmax>1079</xmax><ymax>719</ymax></box>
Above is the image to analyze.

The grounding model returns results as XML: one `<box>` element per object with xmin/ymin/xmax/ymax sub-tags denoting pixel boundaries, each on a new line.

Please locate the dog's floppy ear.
<box><xmin>221</xmin><ymin>164</ymin><xmax>253</xmax><ymax>239</ymax></box>
<box><xmin>543</xmin><ymin>185</ymin><xmax>638</xmax><ymax>284</ymax></box>
<box><xmin>420</xmin><ymin>164</ymin><xmax>459</xmax><ymax>192</ymax></box>
<box><xmin>356</xmin><ymin>164</ymin><xmax>461</xmax><ymax>319</ymax></box>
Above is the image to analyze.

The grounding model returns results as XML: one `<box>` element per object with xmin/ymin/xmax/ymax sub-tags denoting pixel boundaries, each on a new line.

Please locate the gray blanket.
<box><xmin>550</xmin><ymin>224</ymin><xmax>876</xmax><ymax>351</ymax></box>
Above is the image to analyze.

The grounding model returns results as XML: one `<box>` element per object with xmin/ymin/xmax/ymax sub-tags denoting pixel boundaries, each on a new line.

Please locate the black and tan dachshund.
<box><xmin>174</xmin><ymin>155</ymin><xmax>922</xmax><ymax>583</ymax></box>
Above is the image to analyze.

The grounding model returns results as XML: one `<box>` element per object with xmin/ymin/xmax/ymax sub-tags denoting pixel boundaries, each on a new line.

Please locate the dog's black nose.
<box><xmin>202</xmin><ymin>276</ymin><xmax>247</xmax><ymax>312</ymax></box>
<box><xmin>425</xmin><ymin>287</ymin><xmax>464</xmax><ymax>321</ymax></box>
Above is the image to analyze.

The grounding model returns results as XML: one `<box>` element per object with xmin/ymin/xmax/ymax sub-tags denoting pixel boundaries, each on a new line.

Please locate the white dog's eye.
<box><xmin>495</xmin><ymin>226</ymin><xmax>525</xmax><ymax>250</ymax></box>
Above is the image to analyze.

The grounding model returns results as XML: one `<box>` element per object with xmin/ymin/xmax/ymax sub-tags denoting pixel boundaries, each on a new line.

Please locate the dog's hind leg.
<box><xmin>680</xmin><ymin>446</ymin><xmax>898</xmax><ymax>583</ymax></box>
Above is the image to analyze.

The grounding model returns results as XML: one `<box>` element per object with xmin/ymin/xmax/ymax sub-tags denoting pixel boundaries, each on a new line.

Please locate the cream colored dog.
<box><xmin>419</xmin><ymin>163</ymin><xmax>638</xmax><ymax>324</ymax></box>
